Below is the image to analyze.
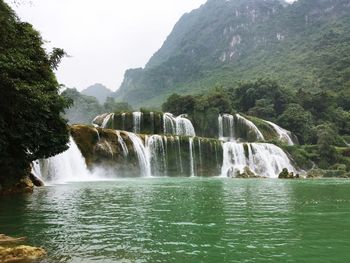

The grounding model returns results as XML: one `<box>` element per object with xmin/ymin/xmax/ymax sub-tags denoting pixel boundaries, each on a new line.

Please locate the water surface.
<box><xmin>1</xmin><ymin>178</ymin><xmax>350</xmax><ymax>262</ymax></box>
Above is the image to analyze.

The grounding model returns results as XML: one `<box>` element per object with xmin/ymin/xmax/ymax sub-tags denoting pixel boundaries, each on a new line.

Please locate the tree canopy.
<box><xmin>0</xmin><ymin>0</ymin><xmax>71</xmax><ymax>180</ymax></box>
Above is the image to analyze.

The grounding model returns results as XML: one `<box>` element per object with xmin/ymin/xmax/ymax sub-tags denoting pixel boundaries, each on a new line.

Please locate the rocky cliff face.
<box><xmin>114</xmin><ymin>0</ymin><xmax>350</xmax><ymax>107</ymax></box>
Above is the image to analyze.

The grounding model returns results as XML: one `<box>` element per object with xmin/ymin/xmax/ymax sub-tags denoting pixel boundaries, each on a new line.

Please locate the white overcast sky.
<box><xmin>7</xmin><ymin>0</ymin><xmax>296</xmax><ymax>92</ymax></box>
<box><xmin>7</xmin><ymin>0</ymin><xmax>207</xmax><ymax>91</ymax></box>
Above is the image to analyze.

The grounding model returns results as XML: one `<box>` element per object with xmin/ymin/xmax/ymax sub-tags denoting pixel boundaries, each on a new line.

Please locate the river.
<box><xmin>1</xmin><ymin>178</ymin><xmax>350</xmax><ymax>262</ymax></box>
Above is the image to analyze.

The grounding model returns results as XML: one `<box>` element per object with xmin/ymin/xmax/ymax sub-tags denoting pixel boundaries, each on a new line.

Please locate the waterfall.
<box><xmin>147</xmin><ymin>135</ymin><xmax>167</xmax><ymax>177</ymax></box>
<box><xmin>189</xmin><ymin>137</ymin><xmax>195</xmax><ymax>177</ymax></box>
<box><xmin>198</xmin><ymin>139</ymin><xmax>203</xmax><ymax>176</ymax></box>
<box><xmin>263</xmin><ymin>120</ymin><xmax>295</xmax><ymax>145</ymax></box>
<box><xmin>221</xmin><ymin>142</ymin><xmax>296</xmax><ymax>178</ymax></box>
<box><xmin>126</xmin><ymin>132</ymin><xmax>151</xmax><ymax>177</ymax></box>
<box><xmin>37</xmin><ymin>137</ymin><xmax>99</xmax><ymax>183</ymax></box>
<box><xmin>236</xmin><ymin>114</ymin><xmax>265</xmax><ymax>141</ymax></box>
<box><xmin>116</xmin><ymin>131</ymin><xmax>129</xmax><ymax>157</ymax></box>
<box><xmin>163</xmin><ymin>112</ymin><xmax>176</xmax><ymax>135</ymax></box>
<box><xmin>176</xmin><ymin>136</ymin><xmax>184</xmax><ymax>174</ymax></box>
<box><xmin>88</xmin><ymin>111</ymin><xmax>298</xmax><ymax>178</ymax></box>
<box><xmin>175</xmin><ymin>114</ymin><xmax>196</xmax><ymax>136</ymax></box>
<box><xmin>248</xmin><ymin>143</ymin><xmax>296</xmax><ymax>177</ymax></box>
<box><xmin>31</xmin><ymin>160</ymin><xmax>44</xmax><ymax>182</ymax></box>
<box><xmin>101</xmin><ymin>113</ymin><xmax>114</xmax><ymax>128</ymax></box>
<box><xmin>133</xmin><ymin>112</ymin><xmax>142</xmax><ymax>133</ymax></box>
<box><xmin>163</xmin><ymin>113</ymin><xmax>196</xmax><ymax>136</ymax></box>
<box><xmin>218</xmin><ymin>115</ymin><xmax>223</xmax><ymax>139</ymax></box>
<box><xmin>218</xmin><ymin>114</ymin><xmax>235</xmax><ymax>140</ymax></box>
<box><xmin>221</xmin><ymin>142</ymin><xmax>247</xmax><ymax>177</ymax></box>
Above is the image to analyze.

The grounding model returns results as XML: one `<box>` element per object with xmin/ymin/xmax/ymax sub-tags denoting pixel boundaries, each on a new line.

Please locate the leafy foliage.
<box><xmin>0</xmin><ymin>0</ymin><xmax>70</xmax><ymax>179</ymax></box>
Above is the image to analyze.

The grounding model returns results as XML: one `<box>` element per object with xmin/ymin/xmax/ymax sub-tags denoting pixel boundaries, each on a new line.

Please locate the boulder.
<box><xmin>29</xmin><ymin>173</ymin><xmax>44</xmax><ymax>187</ymax></box>
<box><xmin>278</xmin><ymin>168</ymin><xmax>298</xmax><ymax>179</ymax></box>
<box><xmin>236</xmin><ymin>166</ymin><xmax>258</xmax><ymax>178</ymax></box>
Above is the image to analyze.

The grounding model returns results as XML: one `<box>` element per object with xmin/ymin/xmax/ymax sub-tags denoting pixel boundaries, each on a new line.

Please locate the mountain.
<box><xmin>114</xmin><ymin>0</ymin><xmax>350</xmax><ymax>108</ymax></box>
<box><xmin>62</xmin><ymin>88</ymin><xmax>103</xmax><ymax>124</ymax></box>
<box><xmin>81</xmin><ymin>83</ymin><xmax>113</xmax><ymax>104</ymax></box>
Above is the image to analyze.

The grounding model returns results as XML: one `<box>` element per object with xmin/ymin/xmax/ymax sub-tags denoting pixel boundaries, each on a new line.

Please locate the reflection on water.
<box><xmin>1</xmin><ymin>178</ymin><xmax>350</xmax><ymax>262</ymax></box>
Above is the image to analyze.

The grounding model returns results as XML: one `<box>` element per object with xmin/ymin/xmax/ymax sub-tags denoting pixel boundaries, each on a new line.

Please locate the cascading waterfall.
<box><xmin>163</xmin><ymin>113</ymin><xmax>196</xmax><ymax>136</ymax></box>
<box><xmin>102</xmin><ymin>113</ymin><xmax>114</xmax><ymax>128</ymax></box>
<box><xmin>77</xmin><ymin>111</ymin><xmax>299</xmax><ymax>179</ymax></box>
<box><xmin>163</xmin><ymin>113</ymin><xmax>176</xmax><ymax>135</ymax></box>
<box><xmin>133</xmin><ymin>112</ymin><xmax>142</xmax><ymax>133</ymax></box>
<box><xmin>36</xmin><ymin>137</ymin><xmax>99</xmax><ymax>183</ymax></box>
<box><xmin>176</xmin><ymin>136</ymin><xmax>184</xmax><ymax>174</ymax></box>
<box><xmin>217</xmin><ymin>113</ymin><xmax>298</xmax><ymax>178</ymax></box>
<box><xmin>221</xmin><ymin>142</ymin><xmax>247</xmax><ymax>177</ymax></box>
<box><xmin>175</xmin><ymin>114</ymin><xmax>196</xmax><ymax>136</ymax></box>
<box><xmin>221</xmin><ymin>142</ymin><xmax>296</xmax><ymax>178</ymax></box>
<box><xmin>218</xmin><ymin>115</ymin><xmax>223</xmax><ymax>139</ymax></box>
<box><xmin>189</xmin><ymin>137</ymin><xmax>195</xmax><ymax>177</ymax></box>
<box><xmin>218</xmin><ymin>113</ymin><xmax>264</xmax><ymax>141</ymax></box>
<box><xmin>127</xmin><ymin>132</ymin><xmax>151</xmax><ymax>177</ymax></box>
<box><xmin>236</xmin><ymin>114</ymin><xmax>265</xmax><ymax>141</ymax></box>
<box><xmin>198</xmin><ymin>139</ymin><xmax>203</xmax><ymax>176</ymax></box>
<box><xmin>218</xmin><ymin>114</ymin><xmax>234</xmax><ymax>140</ymax></box>
<box><xmin>116</xmin><ymin>131</ymin><xmax>129</xmax><ymax>157</ymax></box>
<box><xmin>31</xmin><ymin>160</ymin><xmax>44</xmax><ymax>181</ymax></box>
<box><xmin>147</xmin><ymin>135</ymin><xmax>167</xmax><ymax>177</ymax></box>
<box><xmin>263</xmin><ymin>120</ymin><xmax>295</xmax><ymax>145</ymax></box>
<box><xmin>248</xmin><ymin>143</ymin><xmax>296</xmax><ymax>177</ymax></box>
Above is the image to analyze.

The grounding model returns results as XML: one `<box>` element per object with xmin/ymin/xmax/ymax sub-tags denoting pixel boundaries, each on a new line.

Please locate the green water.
<box><xmin>1</xmin><ymin>178</ymin><xmax>350</xmax><ymax>263</ymax></box>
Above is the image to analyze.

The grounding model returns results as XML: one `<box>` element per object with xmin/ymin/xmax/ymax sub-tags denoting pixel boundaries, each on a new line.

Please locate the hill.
<box><xmin>114</xmin><ymin>0</ymin><xmax>350</xmax><ymax>108</ymax></box>
<box><xmin>81</xmin><ymin>83</ymin><xmax>113</xmax><ymax>104</ymax></box>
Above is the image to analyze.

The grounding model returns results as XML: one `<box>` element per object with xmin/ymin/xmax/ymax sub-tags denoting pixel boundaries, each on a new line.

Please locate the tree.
<box><xmin>277</xmin><ymin>104</ymin><xmax>314</xmax><ymax>144</ymax></box>
<box><xmin>162</xmin><ymin>94</ymin><xmax>196</xmax><ymax>115</ymax></box>
<box><xmin>316</xmin><ymin>123</ymin><xmax>339</xmax><ymax>168</ymax></box>
<box><xmin>233</xmin><ymin>79</ymin><xmax>292</xmax><ymax>119</ymax></box>
<box><xmin>103</xmin><ymin>97</ymin><xmax>133</xmax><ymax>113</ymax></box>
<box><xmin>0</xmin><ymin>1</ymin><xmax>71</xmax><ymax>185</ymax></box>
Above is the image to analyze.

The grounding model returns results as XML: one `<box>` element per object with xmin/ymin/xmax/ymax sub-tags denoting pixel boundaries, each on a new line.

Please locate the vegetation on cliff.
<box><xmin>114</xmin><ymin>0</ymin><xmax>350</xmax><ymax>108</ymax></box>
<box><xmin>0</xmin><ymin>0</ymin><xmax>70</xmax><ymax>191</ymax></box>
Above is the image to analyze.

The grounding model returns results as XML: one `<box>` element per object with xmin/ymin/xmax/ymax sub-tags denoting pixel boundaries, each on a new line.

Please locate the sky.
<box><xmin>7</xmin><ymin>0</ymin><xmax>207</xmax><ymax>91</ymax></box>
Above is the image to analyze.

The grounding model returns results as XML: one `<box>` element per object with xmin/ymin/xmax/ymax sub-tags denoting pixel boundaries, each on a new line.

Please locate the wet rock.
<box><xmin>306</xmin><ymin>169</ymin><xmax>325</xmax><ymax>178</ymax></box>
<box><xmin>29</xmin><ymin>173</ymin><xmax>44</xmax><ymax>187</ymax></box>
<box><xmin>307</xmin><ymin>168</ymin><xmax>349</xmax><ymax>178</ymax></box>
<box><xmin>0</xmin><ymin>176</ymin><xmax>34</xmax><ymax>196</ymax></box>
<box><xmin>236</xmin><ymin>166</ymin><xmax>259</xmax><ymax>178</ymax></box>
<box><xmin>0</xmin><ymin>245</ymin><xmax>46</xmax><ymax>262</ymax></box>
<box><xmin>278</xmin><ymin>168</ymin><xmax>298</xmax><ymax>179</ymax></box>
<box><xmin>0</xmin><ymin>234</ymin><xmax>26</xmax><ymax>245</ymax></box>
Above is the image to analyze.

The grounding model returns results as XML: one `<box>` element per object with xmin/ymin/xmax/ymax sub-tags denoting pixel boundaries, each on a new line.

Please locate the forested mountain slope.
<box><xmin>114</xmin><ymin>0</ymin><xmax>350</xmax><ymax>108</ymax></box>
